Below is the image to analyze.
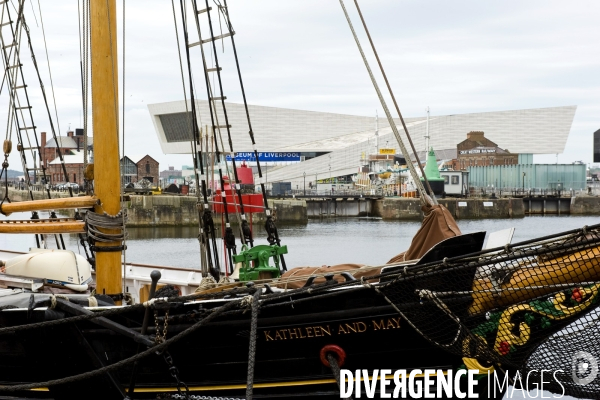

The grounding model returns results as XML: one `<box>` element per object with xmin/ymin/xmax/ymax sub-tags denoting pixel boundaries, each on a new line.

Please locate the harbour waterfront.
<box><xmin>3</xmin><ymin>214</ymin><xmax>599</xmax><ymax>270</ymax></box>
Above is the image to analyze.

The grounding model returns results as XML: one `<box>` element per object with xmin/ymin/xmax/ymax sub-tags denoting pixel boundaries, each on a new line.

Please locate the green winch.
<box><xmin>232</xmin><ymin>244</ymin><xmax>288</xmax><ymax>282</ymax></box>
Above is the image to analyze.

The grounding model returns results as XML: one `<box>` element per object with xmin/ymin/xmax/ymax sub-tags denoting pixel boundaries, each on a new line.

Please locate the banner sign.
<box><xmin>226</xmin><ymin>152</ymin><xmax>301</xmax><ymax>162</ymax></box>
<box><xmin>379</xmin><ymin>148</ymin><xmax>396</xmax><ymax>155</ymax></box>
<box><xmin>459</xmin><ymin>148</ymin><xmax>496</xmax><ymax>155</ymax></box>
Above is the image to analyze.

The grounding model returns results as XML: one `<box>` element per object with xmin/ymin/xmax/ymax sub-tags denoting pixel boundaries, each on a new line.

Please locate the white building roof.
<box><xmin>48</xmin><ymin>150</ymin><xmax>86</xmax><ymax>165</ymax></box>
<box><xmin>45</xmin><ymin>136</ymin><xmax>77</xmax><ymax>148</ymax></box>
<box><xmin>147</xmin><ymin>102</ymin><xmax>576</xmax><ymax>184</ymax></box>
<box><xmin>148</xmin><ymin>101</ymin><xmax>575</xmax><ymax>156</ymax></box>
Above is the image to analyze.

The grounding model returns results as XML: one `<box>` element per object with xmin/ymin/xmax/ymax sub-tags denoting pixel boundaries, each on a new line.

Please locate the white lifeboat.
<box><xmin>1</xmin><ymin>249</ymin><xmax>92</xmax><ymax>292</ymax></box>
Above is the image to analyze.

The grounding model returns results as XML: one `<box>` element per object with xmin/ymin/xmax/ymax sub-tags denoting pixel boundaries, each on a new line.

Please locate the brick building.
<box><xmin>40</xmin><ymin>130</ymin><xmax>90</xmax><ymax>168</ymax></box>
<box><xmin>47</xmin><ymin>150</ymin><xmax>86</xmax><ymax>185</ymax></box>
<box><xmin>41</xmin><ymin>129</ymin><xmax>92</xmax><ymax>185</ymax></box>
<box><xmin>121</xmin><ymin>155</ymin><xmax>160</xmax><ymax>184</ymax></box>
<box><xmin>456</xmin><ymin>131</ymin><xmax>518</xmax><ymax>169</ymax></box>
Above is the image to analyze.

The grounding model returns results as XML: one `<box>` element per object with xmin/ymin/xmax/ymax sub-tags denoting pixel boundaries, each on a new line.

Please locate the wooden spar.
<box><xmin>0</xmin><ymin>219</ymin><xmax>85</xmax><ymax>234</ymax></box>
<box><xmin>468</xmin><ymin>245</ymin><xmax>600</xmax><ymax>315</ymax></box>
<box><xmin>0</xmin><ymin>196</ymin><xmax>98</xmax><ymax>216</ymax></box>
<box><xmin>91</xmin><ymin>0</ymin><xmax>122</xmax><ymax>297</ymax></box>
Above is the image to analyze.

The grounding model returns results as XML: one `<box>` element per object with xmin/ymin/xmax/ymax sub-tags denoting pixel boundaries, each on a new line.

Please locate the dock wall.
<box><xmin>3</xmin><ymin>188</ymin><xmax>600</xmax><ymax>224</ymax></box>
<box><xmin>126</xmin><ymin>196</ymin><xmax>307</xmax><ymax>226</ymax></box>
<box><xmin>570</xmin><ymin>196</ymin><xmax>600</xmax><ymax>214</ymax></box>
<box><xmin>306</xmin><ymin>198</ymin><xmax>373</xmax><ymax>218</ymax></box>
<box><xmin>0</xmin><ymin>189</ymin><xmax>307</xmax><ymax>226</ymax></box>
<box><xmin>375</xmin><ymin>198</ymin><xmax>525</xmax><ymax>220</ymax></box>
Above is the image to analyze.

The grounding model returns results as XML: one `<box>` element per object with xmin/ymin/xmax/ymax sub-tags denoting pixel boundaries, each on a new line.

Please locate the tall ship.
<box><xmin>0</xmin><ymin>1</ymin><xmax>598</xmax><ymax>399</ymax></box>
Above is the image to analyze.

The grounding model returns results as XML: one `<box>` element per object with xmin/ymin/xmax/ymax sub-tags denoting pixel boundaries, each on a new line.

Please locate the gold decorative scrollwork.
<box><xmin>493</xmin><ymin>283</ymin><xmax>600</xmax><ymax>356</ymax></box>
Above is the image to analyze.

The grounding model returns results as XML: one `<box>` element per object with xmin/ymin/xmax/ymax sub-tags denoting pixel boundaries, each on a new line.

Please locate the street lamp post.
<box><xmin>303</xmin><ymin>172</ymin><xmax>306</xmax><ymax>196</ymax></box>
<box><xmin>522</xmin><ymin>172</ymin><xmax>526</xmax><ymax>193</ymax></box>
<box><xmin>315</xmin><ymin>173</ymin><xmax>318</xmax><ymax>194</ymax></box>
<box><xmin>328</xmin><ymin>154</ymin><xmax>332</xmax><ymax>194</ymax></box>
<box><xmin>33</xmin><ymin>151</ymin><xmax>37</xmax><ymax>185</ymax></box>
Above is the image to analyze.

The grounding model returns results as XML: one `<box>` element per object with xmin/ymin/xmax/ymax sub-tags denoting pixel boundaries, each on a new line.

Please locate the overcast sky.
<box><xmin>5</xmin><ymin>0</ymin><xmax>599</xmax><ymax>171</ymax></box>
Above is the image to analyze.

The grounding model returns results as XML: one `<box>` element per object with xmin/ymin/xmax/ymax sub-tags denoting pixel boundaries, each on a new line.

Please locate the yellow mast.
<box><xmin>91</xmin><ymin>0</ymin><xmax>121</xmax><ymax>296</ymax></box>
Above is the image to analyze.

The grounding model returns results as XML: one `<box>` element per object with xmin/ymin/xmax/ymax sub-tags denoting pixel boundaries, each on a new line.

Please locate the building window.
<box><xmin>443</xmin><ymin>175</ymin><xmax>449</xmax><ymax>184</ymax></box>
<box><xmin>146</xmin><ymin>161</ymin><xmax>150</xmax><ymax>174</ymax></box>
<box><xmin>490</xmin><ymin>158</ymin><xmax>494</xmax><ymax>165</ymax></box>
<box><xmin>451</xmin><ymin>176</ymin><xmax>459</xmax><ymax>185</ymax></box>
<box><xmin>73</xmin><ymin>173</ymin><xmax>76</xmax><ymax>182</ymax></box>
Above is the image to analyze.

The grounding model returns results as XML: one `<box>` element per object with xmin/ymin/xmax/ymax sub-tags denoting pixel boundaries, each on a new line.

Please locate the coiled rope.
<box><xmin>86</xmin><ymin>209</ymin><xmax>127</xmax><ymax>251</ymax></box>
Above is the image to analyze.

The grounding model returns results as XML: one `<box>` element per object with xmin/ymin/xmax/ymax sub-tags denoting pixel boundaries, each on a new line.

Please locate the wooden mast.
<box><xmin>90</xmin><ymin>0</ymin><xmax>121</xmax><ymax>296</ymax></box>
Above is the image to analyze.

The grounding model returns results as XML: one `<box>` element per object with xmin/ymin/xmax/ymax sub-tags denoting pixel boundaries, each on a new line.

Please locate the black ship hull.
<box><xmin>0</xmin><ymin>291</ymin><xmax>499</xmax><ymax>399</ymax></box>
<box><xmin>0</xmin><ymin>233</ymin><xmax>504</xmax><ymax>399</ymax></box>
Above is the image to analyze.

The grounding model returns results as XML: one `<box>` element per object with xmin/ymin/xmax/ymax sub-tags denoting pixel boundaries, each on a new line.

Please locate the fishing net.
<box><xmin>376</xmin><ymin>224</ymin><xmax>600</xmax><ymax>398</ymax></box>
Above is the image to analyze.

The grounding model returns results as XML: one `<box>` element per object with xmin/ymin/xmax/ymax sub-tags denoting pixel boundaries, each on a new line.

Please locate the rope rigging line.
<box><xmin>245</xmin><ymin>288</ymin><xmax>260</xmax><ymax>399</ymax></box>
<box><xmin>14</xmin><ymin>0</ymin><xmax>67</xmax><ymax>196</ymax></box>
<box><xmin>214</xmin><ymin>0</ymin><xmax>286</xmax><ymax>268</ymax></box>
<box><xmin>36</xmin><ymin>0</ymin><xmax>61</xmax><ymax>139</ymax></box>
<box><xmin>200</xmin><ymin>0</ymin><xmax>251</xmax><ymax>241</ymax></box>
<box><xmin>352</xmin><ymin>0</ymin><xmax>435</xmax><ymax>203</ymax></box>
<box><xmin>218</xmin><ymin>0</ymin><xmax>262</xmax><ymax>251</ymax></box>
<box><xmin>183</xmin><ymin>0</ymin><xmax>288</xmax><ymax>273</ymax></box>
<box><xmin>0</xmin><ymin>1</ymin><xmax>67</xmax><ymax>248</ymax></box>
<box><xmin>188</xmin><ymin>0</ymin><xmax>237</xmax><ymax>254</ymax></box>
<box><xmin>73</xmin><ymin>0</ymin><xmax>94</xmax><ymax>265</ymax></box>
<box><xmin>19</xmin><ymin>0</ymin><xmax>95</xmax><ymax>254</ymax></box>
<box><xmin>171</xmin><ymin>0</ymin><xmax>209</xmax><ymax>277</ymax></box>
<box><xmin>121</xmin><ymin>0</ymin><xmax>128</xmax><ymax>295</ymax></box>
<box><xmin>178</xmin><ymin>0</ymin><xmax>221</xmax><ymax>279</ymax></box>
<box><xmin>339</xmin><ymin>0</ymin><xmax>433</xmax><ymax>206</ymax></box>
<box><xmin>190</xmin><ymin>0</ymin><xmax>253</xmax><ymax>269</ymax></box>
<box><xmin>81</xmin><ymin>0</ymin><xmax>91</xmax><ymax>175</ymax></box>
<box><xmin>189</xmin><ymin>0</ymin><xmax>259</xmax><ymax>260</ymax></box>
<box><xmin>1</xmin><ymin>2</ymin><xmax>35</xmax><ymax>197</ymax></box>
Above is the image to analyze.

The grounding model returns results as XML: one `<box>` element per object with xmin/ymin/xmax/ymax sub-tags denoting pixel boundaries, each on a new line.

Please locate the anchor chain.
<box><xmin>154</xmin><ymin>309</ymin><xmax>170</xmax><ymax>344</ymax></box>
<box><xmin>163</xmin><ymin>351</ymin><xmax>190</xmax><ymax>399</ymax></box>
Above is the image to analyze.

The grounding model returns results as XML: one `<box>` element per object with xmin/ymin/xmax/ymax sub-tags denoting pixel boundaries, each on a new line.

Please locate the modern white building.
<box><xmin>148</xmin><ymin>101</ymin><xmax>576</xmax><ymax>188</ymax></box>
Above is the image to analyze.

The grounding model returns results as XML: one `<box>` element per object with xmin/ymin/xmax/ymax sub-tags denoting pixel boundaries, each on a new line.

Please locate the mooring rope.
<box><xmin>245</xmin><ymin>289</ymin><xmax>260</xmax><ymax>399</ymax></box>
<box><xmin>326</xmin><ymin>353</ymin><xmax>350</xmax><ymax>398</ymax></box>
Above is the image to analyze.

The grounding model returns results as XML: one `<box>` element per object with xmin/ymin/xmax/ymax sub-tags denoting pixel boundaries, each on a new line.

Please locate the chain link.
<box><xmin>164</xmin><ymin>395</ymin><xmax>240</xmax><ymax>400</ymax></box>
<box><xmin>163</xmin><ymin>351</ymin><xmax>190</xmax><ymax>399</ymax></box>
<box><xmin>154</xmin><ymin>310</ymin><xmax>170</xmax><ymax>344</ymax></box>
